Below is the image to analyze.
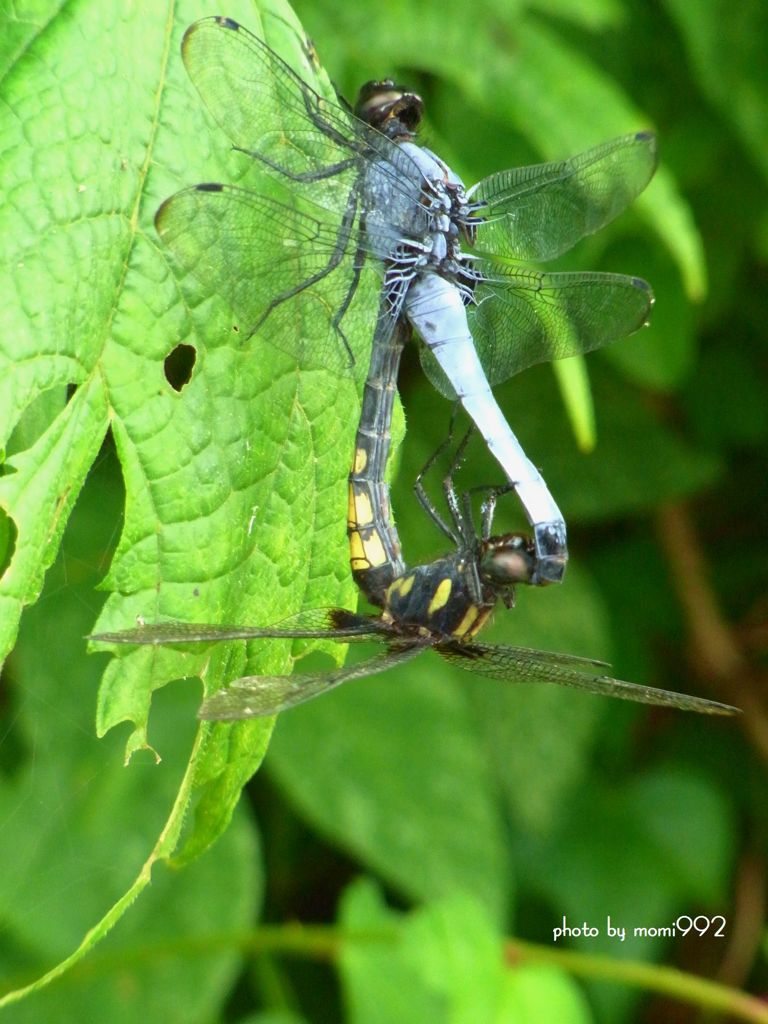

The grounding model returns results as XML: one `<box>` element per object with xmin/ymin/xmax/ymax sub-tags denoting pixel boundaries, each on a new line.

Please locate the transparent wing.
<box><xmin>198</xmin><ymin>641</ymin><xmax>426</xmax><ymax>718</ymax></box>
<box><xmin>90</xmin><ymin>608</ymin><xmax>391</xmax><ymax>645</ymax></box>
<box><xmin>439</xmin><ymin>641</ymin><xmax>741</xmax><ymax>716</ymax></box>
<box><xmin>468</xmin><ymin>132</ymin><xmax>658</xmax><ymax>262</ymax></box>
<box><xmin>155</xmin><ymin>183</ymin><xmax>388</xmax><ymax>367</ymax></box>
<box><xmin>181</xmin><ymin>17</ymin><xmax>429</xmax><ymax>226</ymax></box>
<box><xmin>419</xmin><ymin>268</ymin><xmax>652</xmax><ymax>396</ymax></box>
<box><xmin>489</xmin><ymin>646</ymin><xmax>611</xmax><ymax>670</ymax></box>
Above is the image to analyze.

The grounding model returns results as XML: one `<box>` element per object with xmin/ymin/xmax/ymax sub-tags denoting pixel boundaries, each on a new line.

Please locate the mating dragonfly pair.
<box><xmin>92</xmin><ymin>16</ymin><xmax>737</xmax><ymax>718</ymax></box>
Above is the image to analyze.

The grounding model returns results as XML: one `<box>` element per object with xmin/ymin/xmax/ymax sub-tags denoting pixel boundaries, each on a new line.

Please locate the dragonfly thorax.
<box><xmin>383</xmin><ymin>555</ymin><xmax>497</xmax><ymax>640</ymax></box>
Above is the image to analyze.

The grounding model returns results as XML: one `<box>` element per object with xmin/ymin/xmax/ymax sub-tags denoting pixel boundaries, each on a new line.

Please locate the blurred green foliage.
<box><xmin>1</xmin><ymin>0</ymin><xmax>766</xmax><ymax>1021</ymax></box>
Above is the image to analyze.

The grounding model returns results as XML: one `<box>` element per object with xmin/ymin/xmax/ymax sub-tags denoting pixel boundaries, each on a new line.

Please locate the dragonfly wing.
<box><xmin>182</xmin><ymin>16</ymin><xmax>358</xmax><ymax>214</ymax></box>
<box><xmin>418</xmin><ymin>268</ymin><xmax>652</xmax><ymax>396</ymax></box>
<box><xmin>420</xmin><ymin>267</ymin><xmax>651</xmax><ymax>394</ymax></box>
<box><xmin>468</xmin><ymin>132</ymin><xmax>657</xmax><ymax>262</ymax></box>
<box><xmin>439</xmin><ymin>641</ymin><xmax>740</xmax><ymax>715</ymax></box>
<box><xmin>156</xmin><ymin>183</ymin><xmax>386</xmax><ymax>368</ymax></box>
<box><xmin>90</xmin><ymin>608</ymin><xmax>391</xmax><ymax>645</ymax></box>
<box><xmin>484</xmin><ymin>645</ymin><xmax>611</xmax><ymax>669</ymax></box>
<box><xmin>181</xmin><ymin>18</ymin><xmax>430</xmax><ymax>225</ymax></box>
<box><xmin>198</xmin><ymin>641</ymin><xmax>427</xmax><ymax>718</ymax></box>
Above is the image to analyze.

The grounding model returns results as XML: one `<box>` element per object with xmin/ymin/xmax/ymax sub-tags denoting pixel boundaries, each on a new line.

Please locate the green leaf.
<box><xmin>0</xmin><ymin>454</ymin><xmax>261</xmax><ymax>1013</ymax></box>
<box><xmin>340</xmin><ymin>880</ymin><xmax>441</xmax><ymax>1024</ymax></box>
<box><xmin>500</xmin><ymin>966</ymin><xmax>593</xmax><ymax>1024</ymax></box>
<box><xmin>516</xmin><ymin>767</ymin><xmax>736</xmax><ymax>1020</ymax></box>
<box><xmin>0</xmin><ymin>0</ymin><xmax>365</xmax><ymax>1002</ymax></box>
<box><xmin>339</xmin><ymin>879</ymin><xmax>591</xmax><ymax>1024</ymax></box>
<box><xmin>500</xmin><ymin>365</ymin><xmax>721</xmax><ymax>521</ymax></box>
<box><xmin>268</xmin><ymin>662</ymin><xmax>511</xmax><ymax>917</ymax></box>
<box><xmin>664</xmin><ymin>0</ymin><xmax>768</xmax><ymax>183</ymax></box>
<box><xmin>553</xmin><ymin>357</ymin><xmax>596</xmax><ymax>452</ymax></box>
<box><xmin>1</xmin><ymin>0</ymin><xmax>372</xmax><ymax>819</ymax></box>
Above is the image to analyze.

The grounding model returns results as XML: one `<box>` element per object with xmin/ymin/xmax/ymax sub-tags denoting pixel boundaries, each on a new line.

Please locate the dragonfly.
<box><xmin>91</xmin><ymin>427</ymin><xmax>739</xmax><ymax>720</ymax></box>
<box><xmin>155</xmin><ymin>15</ymin><xmax>658</xmax><ymax>585</ymax></box>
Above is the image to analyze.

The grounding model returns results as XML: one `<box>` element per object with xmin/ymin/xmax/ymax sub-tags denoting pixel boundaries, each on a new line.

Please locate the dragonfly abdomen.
<box><xmin>405</xmin><ymin>273</ymin><xmax>567</xmax><ymax>584</ymax></box>
<box><xmin>347</xmin><ymin>317</ymin><xmax>410</xmax><ymax>606</ymax></box>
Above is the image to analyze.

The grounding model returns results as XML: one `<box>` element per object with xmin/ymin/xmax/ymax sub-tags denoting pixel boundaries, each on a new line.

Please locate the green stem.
<box><xmin>4</xmin><ymin>922</ymin><xmax>766</xmax><ymax>1022</ymax></box>
<box><xmin>508</xmin><ymin>938</ymin><xmax>768</xmax><ymax>1023</ymax></box>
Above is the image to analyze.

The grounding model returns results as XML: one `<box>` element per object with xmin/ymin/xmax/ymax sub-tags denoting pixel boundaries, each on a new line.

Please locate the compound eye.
<box><xmin>480</xmin><ymin>534</ymin><xmax>536</xmax><ymax>585</ymax></box>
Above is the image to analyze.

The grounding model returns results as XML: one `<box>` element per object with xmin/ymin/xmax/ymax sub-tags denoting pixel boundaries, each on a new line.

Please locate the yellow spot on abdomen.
<box><xmin>353</xmin><ymin>447</ymin><xmax>368</xmax><ymax>473</ymax></box>
<box><xmin>363</xmin><ymin>529</ymin><xmax>387</xmax><ymax>568</ymax></box>
<box><xmin>348</xmin><ymin>485</ymin><xmax>374</xmax><ymax>530</ymax></box>
<box><xmin>427</xmin><ymin>578</ymin><xmax>452</xmax><ymax>616</ymax></box>
<box><xmin>355</xmin><ymin>490</ymin><xmax>373</xmax><ymax>528</ymax></box>
<box><xmin>347</xmin><ymin>485</ymin><xmax>356</xmax><ymax>528</ymax></box>
<box><xmin>349</xmin><ymin>530</ymin><xmax>366</xmax><ymax>569</ymax></box>
<box><xmin>350</xmin><ymin>524</ymin><xmax>388</xmax><ymax>570</ymax></box>
<box><xmin>452</xmin><ymin>605</ymin><xmax>479</xmax><ymax>638</ymax></box>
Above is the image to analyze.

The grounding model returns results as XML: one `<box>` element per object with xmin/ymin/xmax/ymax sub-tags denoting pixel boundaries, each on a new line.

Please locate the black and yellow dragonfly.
<box><xmin>92</xmin><ymin>419</ymin><xmax>739</xmax><ymax>720</ymax></box>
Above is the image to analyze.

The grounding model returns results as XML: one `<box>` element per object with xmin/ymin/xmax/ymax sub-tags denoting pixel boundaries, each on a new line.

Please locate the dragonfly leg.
<box><xmin>251</xmin><ymin>190</ymin><xmax>359</xmax><ymax>359</ymax></box>
<box><xmin>413</xmin><ymin>408</ymin><xmax>462</xmax><ymax>544</ymax></box>
<box><xmin>442</xmin><ymin>423</ymin><xmax>476</xmax><ymax>547</ymax></box>
<box><xmin>330</xmin><ymin>237</ymin><xmax>369</xmax><ymax>363</ymax></box>
<box><xmin>234</xmin><ymin>144</ymin><xmax>360</xmax><ymax>183</ymax></box>
<box><xmin>476</xmin><ymin>483</ymin><xmax>515</xmax><ymax>540</ymax></box>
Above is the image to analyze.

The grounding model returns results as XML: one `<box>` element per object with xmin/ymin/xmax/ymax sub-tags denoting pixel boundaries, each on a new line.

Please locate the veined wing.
<box><xmin>468</xmin><ymin>132</ymin><xmax>657</xmax><ymax>262</ymax></box>
<box><xmin>199</xmin><ymin>641</ymin><xmax>426</xmax><ymax>718</ymax></box>
<box><xmin>90</xmin><ymin>608</ymin><xmax>392</xmax><ymax>646</ymax></box>
<box><xmin>156</xmin><ymin>183</ymin><xmax>387</xmax><ymax>367</ymax></box>
<box><xmin>439</xmin><ymin>641</ymin><xmax>740</xmax><ymax>715</ymax></box>
<box><xmin>487</xmin><ymin>646</ymin><xmax>610</xmax><ymax>669</ymax></box>
<box><xmin>181</xmin><ymin>17</ymin><xmax>430</xmax><ymax>228</ymax></box>
<box><xmin>419</xmin><ymin>267</ymin><xmax>652</xmax><ymax>396</ymax></box>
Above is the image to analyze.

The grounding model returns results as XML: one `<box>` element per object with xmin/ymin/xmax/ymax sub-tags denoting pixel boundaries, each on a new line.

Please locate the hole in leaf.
<box><xmin>0</xmin><ymin>507</ymin><xmax>18</xmax><ymax>580</ymax></box>
<box><xmin>164</xmin><ymin>344</ymin><xmax>196</xmax><ymax>392</ymax></box>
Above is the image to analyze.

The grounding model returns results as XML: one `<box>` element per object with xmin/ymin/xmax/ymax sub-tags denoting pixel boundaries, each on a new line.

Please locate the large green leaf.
<box><xmin>339</xmin><ymin>879</ymin><xmax>592</xmax><ymax>1024</ymax></box>
<box><xmin>267</xmin><ymin>655</ymin><xmax>512</xmax><ymax>918</ymax></box>
<box><xmin>516</xmin><ymin>766</ymin><xmax>736</xmax><ymax>1020</ymax></box>
<box><xmin>664</xmin><ymin>0</ymin><xmax>768</xmax><ymax>183</ymax></box>
<box><xmin>0</xmin><ymin>453</ymin><xmax>261</xmax><ymax>1013</ymax></box>
<box><xmin>0</xmin><ymin>0</ymin><xmax>363</xmax><ymax>1002</ymax></box>
<box><xmin>0</xmin><ymin>0</ymin><xmax>370</xmax><ymax>813</ymax></box>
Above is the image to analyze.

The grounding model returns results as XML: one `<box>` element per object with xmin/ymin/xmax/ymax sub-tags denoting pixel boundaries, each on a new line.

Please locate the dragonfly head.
<box><xmin>355</xmin><ymin>80</ymin><xmax>423</xmax><ymax>138</ymax></box>
<box><xmin>478</xmin><ymin>533</ymin><xmax>537</xmax><ymax>590</ymax></box>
